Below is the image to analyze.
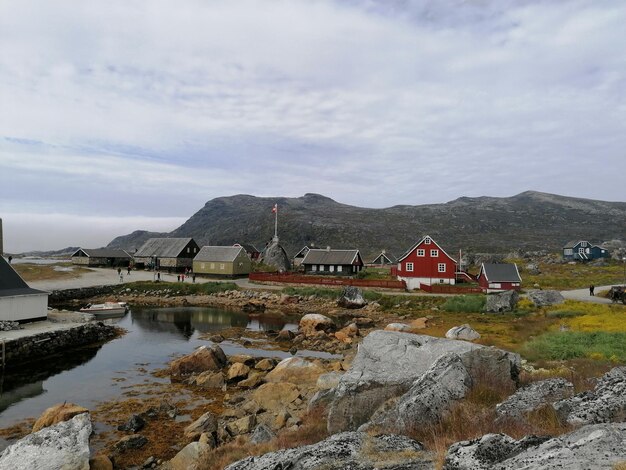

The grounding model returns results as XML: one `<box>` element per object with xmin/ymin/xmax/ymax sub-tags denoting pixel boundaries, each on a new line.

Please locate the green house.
<box><xmin>193</xmin><ymin>246</ymin><xmax>251</xmax><ymax>277</ymax></box>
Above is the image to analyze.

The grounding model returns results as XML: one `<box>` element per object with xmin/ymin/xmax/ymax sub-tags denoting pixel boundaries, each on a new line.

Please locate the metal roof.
<box><xmin>397</xmin><ymin>235</ymin><xmax>457</xmax><ymax>263</ymax></box>
<box><xmin>371</xmin><ymin>251</ymin><xmax>397</xmax><ymax>264</ymax></box>
<box><xmin>302</xmin><ymin>249</ymin><xmax>361</xmax><ymax>266</ymax></box>
<box><xmin>479</xmin><ymin>263</ymin><xmax>522</xmax><ymax>282</ymax></box>
<box><xmin>234</xmin><ymin>243</ymin><xmax>259</xmax><ymax>254</ymax></box>
<box><xmin>72</xmin><ymin>248</ymin><xmax>131</xmax><ymax>258</ymax></box>
<box><xmin>134</xmin><ymin>238</ymin><xmax>195</xmax><ymax>258</ymax></box>
<box><xmin>0</xmin><ymin>256</ymin><xmax>48</xmax><ymax>298</ymax></box>
<box><xmin>195</xmin><ymin>246</ymin><xmax>245</xmax><ymax>263</ymax></box>
<box><xmin>563</xmin><ymin>240</ymin><xmax>583</xmax><ymax>249</ymax></box>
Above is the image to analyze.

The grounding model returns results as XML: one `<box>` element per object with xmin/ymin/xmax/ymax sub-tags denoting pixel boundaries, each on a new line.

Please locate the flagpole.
<box><xmin>273</xmin><ymin>204</ymin><xmax>278</xmax><ymax>241</ymax></box>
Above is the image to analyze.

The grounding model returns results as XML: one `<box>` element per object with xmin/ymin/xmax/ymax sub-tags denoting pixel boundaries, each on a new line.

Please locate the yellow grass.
<box><xmin>12</xmin><ymin>262</ymin><xmax>93</xmax><ymax>282</ymax></box>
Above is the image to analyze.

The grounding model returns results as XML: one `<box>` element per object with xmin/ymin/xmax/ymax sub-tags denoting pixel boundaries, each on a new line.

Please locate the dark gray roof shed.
<box><xmin>479</xmin><ymin>263</ymin><xmax>522</xmax><ymax>283</ymax></box>
<box><xmin>134</xmin><ymin>238</ymin><xmax>196</xmax><ymax>258</ymax></box>
<box><xmin>302</xmin><ymin>249</ymin><xmax>362</xmax><ymax>266</ymax></box>
<box><xmin>72</xmin><ymin>248</ymin><xmax>131</xmax><ymax>258</ymax></box>
<box><xmin>0</xmin><ymin>256</ymin><xmax>47</xmax><ymax>297</ymax></box>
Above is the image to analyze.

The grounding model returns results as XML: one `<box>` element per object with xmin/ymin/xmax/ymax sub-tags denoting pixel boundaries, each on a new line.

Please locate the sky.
<box><xmin>1</xmin><ymin>0</ymin><xmax>625</xmax><ymax>252</ymax></box>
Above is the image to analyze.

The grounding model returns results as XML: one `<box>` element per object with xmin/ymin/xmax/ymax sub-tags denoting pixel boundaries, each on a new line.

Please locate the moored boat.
<box><xmin>80</xmin><ymin>302</ymin><xmax>129</xmax><ymax>317</ymax></box>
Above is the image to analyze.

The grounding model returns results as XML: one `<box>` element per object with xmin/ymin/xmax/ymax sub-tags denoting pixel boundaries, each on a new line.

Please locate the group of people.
<box><xmin>176</xmin><ymin>267</ymin><xmax>196</xmax><ymax>283</ymax></box>
<box><xmin>115</xmin><ymin>265</ymin><xmax>196</xmax><ymax>283</ymax></box>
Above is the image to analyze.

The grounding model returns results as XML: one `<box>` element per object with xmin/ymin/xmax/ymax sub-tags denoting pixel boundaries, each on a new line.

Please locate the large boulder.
<box><xmin>496</xmin><ymin>378</ymin><xmax>573</xmax><ymax>420</ymax></box>
<box><xmin>527</xmin><ymin>290</ymin><xmax>565</xmax><ymax>307</ymax></box>
<box><xmin>0</xmin><ymin>413</ymin><xmax>91</xmax><ymax>470</ymax></box>
<box><xmin>264</xmin><ymin>357</ymin><xmax>325</xmax><ymax>387</ymax></box>
<box><xmin>170</xmin><ymin>345</ymin><xmax>227</xmax><ymax>378</ymax></box>
<box><xmin>324</xmin><ymin>331</ymin><xmax>520</xmax><ymax>433</ymax></box>
<box><xmin>168</xmin><ymin>441</ymin><xmax>212</xmax><ymax>470</ymax></box>
<box><xmin>299</xmin><ymin>314</ymin><xmax>334</xmax><ymax>337</ymax></box>
<box><xmin>261</xmin><ymin>240</ymin><xmax>290</xmax><ymax>272</ymax></box>
<box><xmin>445</xmin><ymin>324</ymin><xmax>480</xmax><ymax>341</ymax></box>
<box><xmin>484</xmin><ymin>291</ymin><xmax>519</xmax><ymax>313</ymax></box>
<box><xmin>553</xmin><ymin>366</ymin><xmax>626</xmax><ymax>425</ymax></box>
<box><xmin>32</xmin><ymin>402</ymin><xmax>89</xmax><ymax>432</ymax></box>
<box><xmin>445</xmin><ymin>423</ymin><xmax>626</xmax><ymax>469</ymax></box>
<box><xmin>224</xmin><ymin>431</ymin><xmax>434</xmax><ymax>470</ymax></box>
<box><xmin>252</xmin><ymin>383</ymin><xmax>301</xmax><ymax>412</ymax></box>
<box><xmin>184</xmin><ymin>412</ymin><xmax>218</xmax><ymax>441</ymax></box>
<box><xmin>337</xmin><ymin>286</ymin><xmax>367</xmax><ymax>309</ymax></box>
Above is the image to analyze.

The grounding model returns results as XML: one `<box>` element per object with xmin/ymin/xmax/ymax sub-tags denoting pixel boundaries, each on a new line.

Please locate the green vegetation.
<box><xmin>355</xmin><ymin>267</ymin><xmax>393</xmax><ymax>280</ymax></box>
<box><xmin>442</xmin><ymin>295</ymin><xmax>486</xmax><ymax>313</ymax></box>
<box><xmin>121</xmin><ymin>280</ymin><xmax>238</xmax><ymax>295</ymax></box>
<box><xmin>546</xmin><ymin>309</ymin><xmax>585</xmax><ymax>319</ymax></box>
<box><xmin>522</xmin><ymin>331</ymin><xmax>626</xmax><ymax>362</ymax></box>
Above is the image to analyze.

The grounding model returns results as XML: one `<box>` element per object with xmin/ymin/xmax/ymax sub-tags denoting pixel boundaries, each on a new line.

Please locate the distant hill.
<box><xmin>14</xmin><ymin>246</ymin><xmax>80</xmax><ymax>257</ymax></box>
<box><xmin>107</xmin><ymin>191</ymin><xmax>626</xmax><ymax>260</ymax></box>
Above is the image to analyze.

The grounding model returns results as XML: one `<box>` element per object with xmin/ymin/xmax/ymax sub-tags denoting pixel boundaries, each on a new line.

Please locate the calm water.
<box><xmin>0</xmin><ymin>306</ymin><xmax>327</xmax><ymax>429</ymax></box>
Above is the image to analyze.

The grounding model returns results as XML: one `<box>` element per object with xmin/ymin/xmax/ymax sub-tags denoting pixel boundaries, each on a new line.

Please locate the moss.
<box><xmin>442</xmin><ymin>295</ymin><xmax>486</xmax><ymax>313</ymax></box>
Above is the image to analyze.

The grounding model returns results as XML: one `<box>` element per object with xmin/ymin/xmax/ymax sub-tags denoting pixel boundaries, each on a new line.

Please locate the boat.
<box><xmin>80</xmin><ymin>302</ymin><xmax>129</xmax><ymax>317</ymax></box>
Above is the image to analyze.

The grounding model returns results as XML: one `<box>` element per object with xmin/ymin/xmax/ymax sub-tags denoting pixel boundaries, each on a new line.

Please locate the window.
<box><xmin>406</xmin><ymin>262</ymin><xmax>414</xmax><ymax>272</ymax></box>
<box><xmin>187</xmin><ymin>247</ymin><xmax>190</xmax><ymax>253</ymax></box>
<box><xmin>581</xmin><ymin>241</ymin><xmax>587</xmax><ymax>247</ymax></box>
<box><xmin>431</xmin><ymin>249</ymin><xmax>439</xmax><ymax>257</ymax></box>
<box><xmin>578</xmin><ymin>248</ymin><xmax>585</xmax><ymax>254</ymax></box>
<box><xmin>194</xmin><ymin>248</ymin><xmax>197</xmax><ymax>253</ymax></box>
<box><xmin>438</xmin><ymin>263</ymin><xmax>446</xmax><ymax>272</ymax></box>
<box><xmin>424</xmin><ymin>237</ymin><xmax>431</xmax><ymax>244</ymax></box>
<box><xmin>330</xmin><ymin>265</ymin><xmax>335</xmax><ymax>272</ymax></box>
<box><xmin>397</xmin><ymin>263</ymin><xmax>401</xmax><ymax>272</ymax></box>
<box><xmin>220</xmin><ymin>263</ymin><xmax>225</xmax><ymax>270</ymax></box>
<box><xmin>201</xmin><ymin>263</ymin><xmax>205</xmax><ymax>269</ymax></box>
<box><xmin>337</xmin><ymin>266</ymin><xmax>343</xmax><ymax>272</ymax></box>
<box><xmin>312</xmin><ymin>265</ymin><xmax>317</xmax><ymax>271</ymax></box>
<box><xmin>489</xmin><ymin>283</ymin><xmax>502</xmax><ymax>289</ymax></box>
<box><xmin>320</xmin><ymin>265</ymin><xmax>325</xmax><ymax>271</ymax></box>
<box><xmin>417</xmin><ymin>249</ymin><xmax>425</xmax><ymax>257</ymax></box>
<box><xmin>210</xmin><ymin>263</ymin><xmax>215</xmax><ymax>269</ymax></box>
<box><xmin>564</xmin><ymin>249</ymin><xmax>573</xmax><ymax>255</ymax></box>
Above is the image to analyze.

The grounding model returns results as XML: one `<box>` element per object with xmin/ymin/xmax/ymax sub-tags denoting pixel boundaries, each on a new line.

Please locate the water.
<box><xmin>0</xmin><ymin>306</ymin><xmax>329</xmax><ymax>429</ymax></box>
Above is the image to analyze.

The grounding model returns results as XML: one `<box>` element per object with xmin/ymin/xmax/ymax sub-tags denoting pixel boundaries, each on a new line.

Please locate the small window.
<box><xmin>431</xmin><ymin>249</ymin><xmax>439</xmax><ymax>257</ymax></box>
<box><xmin>220</xmin><ymin>263</ymin><xmax>225</xmax><ymax>270</ymax></box>
<box><xmin>397</xmin><ymin>263</ymin><xmax>401</xmax><ymax>271</ymax></box>
<box><xmin>320</xmin><ymin>265</ymin><xmax>325</xmax><ymax>271</ymax></box>
<box><xmin>424</xmin><ymin>237</ymin><xmax>431</xmax><ymax>244</ymax></box>
<box><xmin>194</xmin><ymin>247</ymin><xmax>197</xmax><ymax>253</ymax></box>
<box><xmin>330</xmin><ymin>265</ymin><xmax>335</xmax><ymax>272</ymax></box>
<box><xmin>187</xmin><ymin>247</ymin><xmax>190</xmax><ymax>253</ymax></box>
<box><xmin>201</xmin><ymin>263</ymin><xmax>205</xmax><ymax>269</ymax></box>
<box><xmin>337</xmin><ymin>266</ymin><xmax>343</xmax><ymax>272</ymax></box>
<box><xmin>406</xmin><ymin>262</ymin><xmax>414</xmax><ymax>272</ymax></box>
<box><xmin>578</xmin><ymin>248</ymin><xmax>585</xmax><ymax>254</ymax></box>
<box><xmin>210</xmin><ymin>263</ymin><xmax>215</xmax><ymax>269</ymax></box>
<box><xmin>581</xmin><ymin>241</ymin><xmax>587</xmax><ymax>247</ymax></box>
<box><xmin>417</xmin><ymin>249</ymin><xmax>425</xmax><ymax>257</ymax></box>
<box><xmin>438</xmin><ymin>263</ymin><xmax>446</xmax><ymax>272</ymax></box>
<box><xmin>312</xmin><ymin>265</ymin><xmax>317</xmax><ymax>271</ymax></box>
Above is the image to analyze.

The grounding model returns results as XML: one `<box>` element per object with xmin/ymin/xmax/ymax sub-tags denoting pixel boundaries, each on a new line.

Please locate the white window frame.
<box><xmin>312</xmin><ymin>265</ymin><xmax>317</xmax><ymax>272</ymax></box>
<box><xmin>564</xmin><ymin>249</ymin><xmax>573</xmax><ymax>255</ymax></box>
<box><xmin>581</xmin><ymin>241</ymin><xmax>587</xmax><ymax>247</ymax></box>
<box><xmin>210</xmin><ymin>263</ymin><xmax>215</xmax><ymax>269</ymax></box>
<box><xmin>220</xmin><ymin>263</ymin><xmax>225</xmax><ymax>270</ymax></box>
<box><xmin>431</xmin><ymin>249</ymin><xmax>439</xmax><ymax>257</ymax></box>
<box><xmin>320</xmin><ymin>265</ymin><xmax>325</xmax><ymax>271</ymax></box>
<box><xmin>330</xmin><ymin>265</ymin><xmax>335</xmax><ymax>272</ymax></box>
<box><xmin>406</xmin><ymin>262</ymin><xmax>414</xmax><ymax>272</ymax></box>
<box><xmin>417</xmin><ymin>249</ymin><xmax>425</xmax><ymax>257</ymax></box>
<box><xmin>337</xmin><ymin>265</ymin><xmax>343</xmax><ymax>272</ymax></box>
<box><xmin>424</xmin><ymin>238</ymin><xmax>431</xmax><ymax>244</ymax></box>
<box><xmin>397</xmin><ymin>263</ymin><xmax>401</xmax><ymax>272</ymax></box>
<box><xmin>187</xmin><ymin>247</ymin><xmax>190</xmax><ymax>253</ymax></box>
<box><xmin>438</xmin><ymin>263</ymin><xmax>446</xmax><ymax>273</ymax></box>
<box><xmin>578</xmin><ymin>248</ymin><xmax>585</xmax><ymax>254</ymax></box>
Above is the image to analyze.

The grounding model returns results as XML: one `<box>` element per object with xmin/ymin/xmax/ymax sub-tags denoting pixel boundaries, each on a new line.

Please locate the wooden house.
<box><xmin>301</xmin><ymin>248</ymin><xmax>363</xmax><ymax>275</ymax></box>
<box><xmin>370</xmin><ymin>250</ymin><xmax>397</xmax><ymax>266</ymax></box>
<box><xmin>193</xmin><ymin>246</ymin><xmax>252</xmax><ymax>276</ymax></box>
<box><xmin>133</xmin><ymin>238</ymin><xmax>199</xmax><ymax>271</ymax></box>
<box><xmin>396</xmin><ymin>235</ymin><xmax>457</xmax><ymax>290</ymax></box>
<box><xmin>0</xmin><ymin>256</ymin><xmax>48</xmax><ymax>322</ymax></box>
<box><xmin>563</xmin><ymin>240</ymin><xmax>610</xmax><ymax>261</ymax></box>
<box><xmin>71</xmin><ymin>248</ymin><xmax>132</xmax><ymax>267</ymax></box>
<box><xmin>477</xmin><ymin>263</ymin><xmax>522</xmax><ymax>293</ymax></box>
<box><xmin>233</xmin><ymin>243</ymin><xmax>261</xmax><ymax>261</ymax></box>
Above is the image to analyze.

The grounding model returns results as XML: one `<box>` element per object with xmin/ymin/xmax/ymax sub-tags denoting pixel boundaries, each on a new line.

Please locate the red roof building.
<box><xmin>396</xmin><ymin>235</ymin><xmax>458</xmax><ymax>290</ymax></box>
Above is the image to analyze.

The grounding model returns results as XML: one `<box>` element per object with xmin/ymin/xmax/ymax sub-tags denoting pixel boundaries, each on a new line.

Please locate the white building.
<box><xmin>0</xmin><ymin>256</ymin><xmax>48</xmax><ymax>322</ymax></box>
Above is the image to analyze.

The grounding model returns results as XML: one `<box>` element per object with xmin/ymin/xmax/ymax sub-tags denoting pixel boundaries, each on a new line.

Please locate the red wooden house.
<box><xmin>477</xmin><ymin>263</ymin><xmax>522</xmax><ymax>293</ymax></box>
<box><xmin>396</xmin><ymin>235</ymin><xmax>457</xmax><ymax>290</ymax></box>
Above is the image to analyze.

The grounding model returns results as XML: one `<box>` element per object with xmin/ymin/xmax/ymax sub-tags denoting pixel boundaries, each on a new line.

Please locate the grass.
<box><xmin>355</xmin><ymin>267</ymin><xmax>393</xmax><ymax>280</ymax></box>
<box><xmin>119</xmin><ymin>280</ymin><xmax>238</xmax><ymax>295</ymax></box>
<box><xmin>441</xmin><ymin>295</ymin><xmax>486</xmax><ymax>313</ymax></box>
<box><xmin>12</xmin><ymin>262</ymin><xmax>93</xmax><ymax>282</ymax></box>
<box><xmin>522</xmin><ymin>331</ymin><xmax>626</xmax><ymax>362</ymax></box>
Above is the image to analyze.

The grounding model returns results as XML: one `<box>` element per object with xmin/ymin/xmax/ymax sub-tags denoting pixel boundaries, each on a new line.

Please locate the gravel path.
<box><xmin>560</xmin><ymin>285</ymin><xmax>619</xmax><ymax>304</ymax></box>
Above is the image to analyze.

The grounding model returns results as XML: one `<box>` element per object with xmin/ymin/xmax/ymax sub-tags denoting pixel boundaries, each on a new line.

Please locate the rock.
<box><xmin>242</xmin><ymin>302</ymin><xmax>265</xmax><ymax>313</ymax></box>
<box><xmin>484</xmin><ymin>291</ymin><xmax>519</xmax><ymax>313</ymax></box>
<box><xmin>525</xmin><ymin>263</ymin><xmax>541</xmax><ymax>275</ymax></box>
<box><xmin>242</xmin><ymin>400</ymin><xmax>262</xmax><ymax>414</ymax></box>
<box><xmin>280</xmin><ymin>294</ymin><xmax>300</xmax><ymax>304</ymax></box>
<box><xmin>274</xmin><ymin>410</ymin><xmax>291</xmax><ymax>429</ymax></box>
<box><xmin>445</xmin><ymin>423</ymin><xmax>626</xmax><ymax>469</ymax></box>
<box><xmin>337</xmin><ymin>286</ymin><xmax>367</xmax><ymax>309</ymax></box>
<box><xmin>277</xmin><ymin>329</ymin><xmax>295</xmax><ymax>341</ymax></box>
<box><xmin>168</xmin><ymin>441</ymin><xmax>212</xmax><ymax>470</ymax></box>
<box><xmin>89</xmin><ymin>454</ymin><xmax>113</xmax><ymax>470</ymax></box>
<box><xmin>32</xmin><ymin>402</ymin><xmax>89</xmax><ymax>432</ymax></box>
<box><xmin>316</xmin><ymin>372</ymin><xmax>343</xmax><ymax>390</ymax></box>
<box><xmin>184</xmin><ymin>412</ymin><xmax>218</xmax><ymax>441</ymax></box>
<box><xmin>113</xmin><ymin>434</ymin><xmax>148</xmax><ymax>452</ymax></box>
<box><xmin>224</xmin><ymin>431</ymin><xmax>433</xmax><ymax>470</ymax></box>
<box><xmin>496</xmin><ymin>378</ymin><xmax>574</xmax><ymax>420</ymax></box>
<box><xmin>226</xmin><ymin>415</ymin><xmax>256</xmax><ymax>435</ymax></box>
<box><xmin>0</xmin><ymin>413</ymin><xmax>91</xmax><ymax>470</ymax></box>
<box><xmin>238</xmin><ymin>372</ymin><xmax>265</xmax><ymax>389</ymax></box>
<box><xmin>142</xmin><ymin>456</ymin><xmax>157</xmax><ymax>468</ymax></box>
<box><xmin>527</xmin><ymin>289</ymin><xmax>565</xmax><ymax>307</ymax></box>
<box><xmin>553</xmin><ymin>366</ymin><xmax>626</xmax><ymax>425</ymax></box>
<box><xmin>209</xmin><ymin>334</ymin><xmax>224</xmax><ymax>343</ymax></box>
<box><xmin>335</xmin><ymin>323</ymin><xmax>359</xmax><ymax>343</ymax></box>
<box><xmin>230</xmin><ymin>354</ymin><xmax>255</xmax><ymax>365</ymax></box>
<box><xmin>159</xmin><ymin>399</ymin><xmax>178</xmax><ymax>418</ymax></box>
<box><xmin>324</xmin><ymin>330</ymin><xmax>520</xmax><ymax>433</ymax></box>
<box><xmin>254</xmin><ymin>358</ymin><xmax>276</xmax><ymax>371</ymax></box>
<box><xmin>260</xmin><ymin>240</ymin><xmax>291</xmax><ymax>272</ymax></box>
<box><xmin>410</xmin><ymin>317</ymin><xmax>429</xmax><ymax>329</ymax></box>
<box><xmin>117</xmin><ymin>413</ymin><xmax>146</xmax><ymax>432</ymax></box>
<box><xmin>253</xmin><ymin>383</ymin><xmax>301</xmax><ymax>412</ymax></box>
<box><xmin>299</xmin><ymin>313</ymin><xmax>334</xmax><ymax>337</ymax></box>
<box><xmin>194</xmin><ymin>371</ymin><xmax>225</xmax><ymax>389</ymax></box>
<box><xmin>384</xmin><ymin>323</ymin><xmax>412</xmax><ymax>332</ymax></box>
<box><xmin>445</xmin><ymin>324</ymin><xmax>480</xmax><ymax>341</ymax></box>
<box><xmin>250</xmin><ymin>424</ymin><xmax>276</xmax><ymax>444</ymax></box>
<box><xmin>264</xmin><ymin>357</ymin><xmax>325</xmax><ymax>386</ymax></box>
<box><xmin>364</xmin><ymin>354</ymin><xmax>472</xmax><ymax>433</ymax></box>
<box><xmin>170</xmin><ymin>345</ymin><xmax>227</xmax><ymax>378</ymax></box>
<box><xmin>227</xmin><ymin>363</ymin><xmax>251</xmax><ymax>382</ymax></box>
<box><xmin>353</xmin><ymin>317</ymin><xmax>374</xmax><ymax>328</ymax></box>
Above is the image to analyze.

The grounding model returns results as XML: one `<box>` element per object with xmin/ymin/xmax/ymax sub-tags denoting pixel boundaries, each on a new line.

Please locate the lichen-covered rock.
<box><xmin>227</xmin><ymin>363</ymin><xmax>251</xmax><ymax>382</ymax></box>
<box><xmin>337</xmin><ymin>286</ymin><xmax>367</xmax><ymax>309</ymax></box>
<box><xmin>299</xmin><ymin>314</ymin><xmax>334</xmax><ymax>337</ymax></box>
<box><xmin>0</xmin><ymin>413</ymin><xmax>91</xmax><ymax>470</ymax></box>
<box><xmin>192</xmin><ymin>371</ymin><xmax>225</xmax><ymax>389</ymax></box>
<box><xmin>496</xmin><ymin>378</ymin><xmax>573</xmax><ymax>420</ymax></box>
<box><xmin>252</xmin><ymin>383</ymin><xmax>301</xmax><ymax>412</ymax></box>
<box><xmin>316</xmin><ymin>372</ymin><xmax>343</xmax><ymax>390</ymax></box>
<box><xmin>553</xmin><ymin>366</ymin><xmax>626</xmax><ymax>425</ymax></box>
<box><xmin>260</xmin><ymin>240</ymin><xmax>290</xmax><ymax>272</ymax></box>
<box><xmin>225</xmin><ymin>431</ymin><xmax>434</xmax><ymax>470</ymax></box>
<box><xmin>384</xmin><ymin>323</ymin><xmax>412</xmax><ymax>332</ymax></box>
<box><xmin>335</xmin><ymin>323</ymin><xmax>359</xmax><ymax>343</ymax></box>
<box><xmin>169</xmin><ymin>441</ymin><xmax>212</xmax><ymax>470</ymax></box>
<box><xmin>227</xmin><ymin>415</ymin><xmax>256</xmax><ymax>436</ymax></box>
<box><xmin>264</xmin><ymin>357</ymin><xmax>324</xmax><ymax>386</ymax></box>
<box><xmin>250</xmin><ymin>424</ymin><xmax>276</xmax><ymax>444</ymax></box>
<box><xmin>445</xmin><ymin>324</ymin><xmax>480</xmax><ymax>341</ymax></box>
<box><xmin>527</xmin><ymin>290</ymin><xmax>565</xmax><ymax>307</ymax></box>
<box><xmin>170</xmin><ymin>345</ymin><xmax>227</xmax><ymax>378</ymax></box>
<box><xmin>184</xmin><ymin>412</ymin><xmax>218</xmax><ymax>441</ymax></box>
<box><xmin>484</xmin><ymin>291</ymin><xmax>519</xmax><ymax>313</ymax></box>
<box><xmin>32</xmin><ymin>402</ymin><xmax>89</xmax><ymax>432</ymax></box>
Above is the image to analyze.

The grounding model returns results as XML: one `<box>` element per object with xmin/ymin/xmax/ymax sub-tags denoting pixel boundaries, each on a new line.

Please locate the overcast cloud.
<box><xmin>1</xmin><ymin>0</ymin><xmax>625</xmax><ymax>252</ymax></box>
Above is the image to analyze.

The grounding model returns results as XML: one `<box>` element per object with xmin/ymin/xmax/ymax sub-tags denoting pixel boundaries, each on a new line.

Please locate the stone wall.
<box><xmin>48</xmin><ymin>286</ymin><xmax>119</xmax><ymax>305</ymax></box>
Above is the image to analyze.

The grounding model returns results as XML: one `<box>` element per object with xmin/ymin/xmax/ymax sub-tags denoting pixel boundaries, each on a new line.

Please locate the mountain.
<box><xmin>107</xmin><ymin>191</ymin><xmax>626</xmax><ymax>259</ymax></box>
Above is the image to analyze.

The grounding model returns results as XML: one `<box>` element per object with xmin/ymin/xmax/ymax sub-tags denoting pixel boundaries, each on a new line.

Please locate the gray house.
<box><xmin>71</xmin><ymin>248</ymin><xmax>132</xmax><ymax>267</ymax></box>
<box><xmin>134</xmin><ymin>238</ymin><xmax>200</xmax><ymax>271</ymax></box>
<box><xmin>301</xmin><ymin>248</ymin><xmax>364</xmax><ymax>275</ymax></box>
<box><xmin>0</xmin><ymin>256</ymin><xmax>48</xmax><ymax>322</ymax></box>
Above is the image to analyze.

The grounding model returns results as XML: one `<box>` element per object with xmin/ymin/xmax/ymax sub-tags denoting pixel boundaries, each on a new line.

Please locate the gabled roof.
<box><xmin>478</xmin><ymin>263</ymin><xmax>522</xmax><ymax>283</ymax></box>
<box><xmin>294</xmin><ymin>246</ymin><xmax>311</xmax><ymax>259</ymax></box>
<box><xmin>134</xmin><ymin>238</ymin><xmax>195</xmax><ymax>258</ymax></box>
<box><xmin>195</xmin><ymin>246</ymin><xmax>246</xmax><ymax>263</ymax></box>
<box><xmin>397</xmin><ymin>235</ymin><xmax>457</xmax><ymax>263</ymax></box>
<box><xmin>234</xmin><ymin>243</ymin><xmax>259</xmax><ymax>254</ymax></box>
<box><xmin>72</xmin><ymin>248</ymin><xmax>131</xmax><ymax>258</ymax></box>
<box><xmin>0</xmin><ymin>256</ymin><xmax>47</xmax><ymax>298</ymax></box>
<box><xmin>371</xmin><ymin>251</ymin><xmax>397</xmax><ymax>264</ymax></box>
<box><xmin>302</xmin><ymin>249</ymin><xmax>362</xmax><ymax>266</ymax></box>
<box><xmin>563</xmin><ymin>240</ymin><xmax>584</xmax><ymax>249</ymax></box>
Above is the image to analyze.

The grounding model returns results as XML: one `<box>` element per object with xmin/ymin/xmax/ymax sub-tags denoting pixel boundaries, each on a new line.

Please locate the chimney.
<box><xmin>326</xmin><ymin>246</ymin><xmax>331</xmax><ymax>252</ymax></box>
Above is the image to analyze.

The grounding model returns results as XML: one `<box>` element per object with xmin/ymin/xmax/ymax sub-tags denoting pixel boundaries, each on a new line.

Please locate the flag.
<box><xmin>272</xmin><ymin>204</ymin><xmax>277</xmax><ymax>214</ymax></box>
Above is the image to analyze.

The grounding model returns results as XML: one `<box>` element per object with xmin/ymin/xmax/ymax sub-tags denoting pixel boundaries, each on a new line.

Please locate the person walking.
<box><xmin>192</xmin><ymin>273</ymin><xmax>196</xmax><ymax>283</ymax></box>
<box><xmin>117</xmin><ymin>267</ymin><xmax>121</xmax><ymax>276</ymax></box>
<box><xmin>589</xmin><ymin>284</ymin><xmax>595</xmax><ymax>296</ymax></box>
<box><xmin>177</xmin><ymin>274</ymin><xmax>180</xmax><ymax>282</ymax></box>
<box><xmin>157</xmin><ymin>271</ymin><xmax>161</xmax><ymax>282</ymax></box>
<box><xmin>127</xmin><ymin>266</ymin><xmax>131</xmax><ymax>275</ymax></box>
<box><xmin>119</xmin><ymin>273</ymin><xmax>124</xmax><ymax>283</ymax></box>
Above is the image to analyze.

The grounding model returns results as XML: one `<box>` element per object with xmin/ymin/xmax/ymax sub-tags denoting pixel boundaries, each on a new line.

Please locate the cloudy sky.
<box><xmin>1</xmin><ymin>0</ymin><xmax>625</xmax><ymax>252</ymax></box>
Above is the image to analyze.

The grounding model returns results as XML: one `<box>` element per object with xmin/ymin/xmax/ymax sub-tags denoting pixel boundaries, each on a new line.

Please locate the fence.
<box><xmin>419</xmin><ymin>283</ymin><xmax>483</xmax><ymax>294</ymax></box>
<box><xmin>248</xmin><ymin>272</ymin><xmax>407</xmax><ymax>289</ymax></box>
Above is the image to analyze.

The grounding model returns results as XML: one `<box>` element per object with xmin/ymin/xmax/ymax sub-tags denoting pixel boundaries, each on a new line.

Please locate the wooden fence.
<box><xmin>248</xmin><ymin>272</ymin><xmax>407</xmax><ymax>290</ymax></box>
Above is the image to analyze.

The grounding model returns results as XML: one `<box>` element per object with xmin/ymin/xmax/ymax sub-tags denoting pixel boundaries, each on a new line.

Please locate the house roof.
<box><xmin>0</xmin><ymin>256</ymin><xmax>48</xmax><ymax>298</ymax></box>
<box><xmin>397</xmin><ymin>235</ymin><xmax>457</xmax><ymax>263</ymax></box>
<box><xmin>72</xmin><ymin>248</ymin><xmax>131</xmax><ymax>258</ymax></box>
<box><xmin>563</xmin><ymin>240</ymin><xmax>583</xmax><ymax>249</ymax></box>
<box><xmin>134</xmin><ymin>238</ymin><xmax>195</xmax><ymax>258</ymax></box>
<box><xmin>195</xmin><ymin>246</ymin><xmax>246</xmax><ymax>263</ymax></box>
<box><xmin>234</xmin><ymin>243</ymin><xmax>259</xmax><ymax>254</ymax></box>
<box><xmin>302</xmin><ymin>249</ymin><xmax>361</xmax><ymax>266</ymax></box>
<box><xmin>371</xmin><ymin>251</ymin><xmax>397</xmax><ymax>264</ymax></box>
<box><xmin>479</xmin><ymin>263</ymin><xmax>522</xmax><ymax>283</ymax></box>
<box><xmin>294</xmin><ymin>246</ymin><xmax>311</xmax><ymax>258</ymax></box>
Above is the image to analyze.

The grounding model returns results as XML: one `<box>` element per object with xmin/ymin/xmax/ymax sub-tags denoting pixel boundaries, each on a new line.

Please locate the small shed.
<box><xmin>370</xmin><ymin>250</ymin><xmax>397</xmax><ymax>266</ymax></box>
<box><xmin>477</xmin><ymin>263</ymin><xmax>522</xmax><ymax>293</ymax></box>
<box><xmin>0</xmin><ymin>256</ymin><xmax>48</xmax><ymax>322</ymax></box>
<box><xmin>563</xmin><ymin>240</ymin><xmax>610</xmax><ymax>261</ymax></box>
<box><xmin>71</xmin><ymin>248</ymin><xmax>132</xmax><ymax>267</ymax></box>
<box><xmin>301</xmin><ymin>248</ymin><xmax>363</xmax><ymax>275</ymax></box>
<box><xmin>134</xmin><ymin>238</ymin><xmax>199</xmax><ymax>271</ymax></box>
<box><xmin>193</xmin><ymin>246</ymin><xmax>251</xmax><ymax>276</ymax></box>
<box><xmin>233</xmin><ymin>243</ymin><xmax>261</xmax><ymax>261</ymax></box>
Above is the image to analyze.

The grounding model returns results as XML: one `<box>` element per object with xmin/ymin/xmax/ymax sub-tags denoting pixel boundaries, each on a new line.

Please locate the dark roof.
<box><xmin>371</xmin><ymin>251</ymin><xmax>397</xmax><ymax>264</ymax></box>
<box><xmin>563</xmin><ymin>240</ymin><xmax>583</xmax><ymax>249</ymax></box>
<box><xmin>0</xmin><ymin>257</ymin><xmax>48</xmax><ymax>297</ymax></box>
<box><xmin>234</xmin><ymin>243</ymin><xmax>259</xmax><ymax>254</ymax></box>
<box><xmin>134</xmin><ymin>238</ymin><xmax>195</xmax><ymax>258</ymax></box>
<box><xmin>480</xmin><ymin>263</ymin><xmax>522</xmax><ymax>282</ymax></box>
<box><xmin>195</xmin><ymin>246</ymin><xmax>246</xmax><ymax>263</ymax></box>
<box><xmin>302</xmin><ymin>249</ymin><xmax>361</xmax><ymax>266</ymax></box>
<box><xmin>72</xmin><ymin>248</ymin><xmax>131</xmax><ymax>258</ymax></box>
<box><xmin>398</xmin><ymin>235</ymin><xmax>457</xmax><ymax>263</ymax></box>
